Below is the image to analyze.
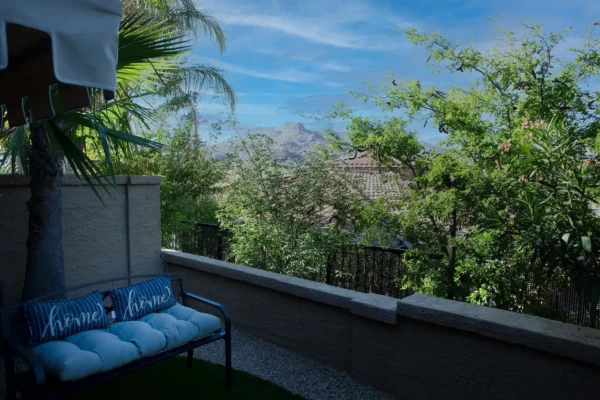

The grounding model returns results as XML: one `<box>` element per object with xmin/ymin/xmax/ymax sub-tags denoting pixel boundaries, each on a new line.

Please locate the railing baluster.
<box><xmin>379</xmin><ymin>249</ymin><xmax>384</xmax><ymax>295</ymax></box>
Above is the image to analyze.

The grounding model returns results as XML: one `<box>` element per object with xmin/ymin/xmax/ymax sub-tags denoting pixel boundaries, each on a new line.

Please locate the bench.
<box><xmin>1</xmin><ymin>274</ymin><xmax>232</xmax><ymax>400</ymax></box>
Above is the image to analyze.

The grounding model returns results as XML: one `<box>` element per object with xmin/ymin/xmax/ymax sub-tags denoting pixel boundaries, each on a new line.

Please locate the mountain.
<box><xmin>212</xmin><ymin>122</ymin><xmax>332</xmax><ymax>160</ymax></box>
<box><xmin>212</xmin><ymin>122</ymin><xmax>443</xmax><ymax>159</ymax></box>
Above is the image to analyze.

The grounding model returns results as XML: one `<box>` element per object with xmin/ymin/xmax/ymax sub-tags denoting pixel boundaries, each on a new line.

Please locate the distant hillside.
<box><xmin>212</xmin><ymin>122</ymin><xmax>442</xmax><ymax>159</ymax></box>
<box><xmin>212</xmin><ymin>122</ymin><xmax>333</xmax><ymax>160</ymax></box>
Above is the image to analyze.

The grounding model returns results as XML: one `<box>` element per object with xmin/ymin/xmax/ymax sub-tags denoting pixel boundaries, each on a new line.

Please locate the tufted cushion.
<box><xmin>33</xmin><ymin>330</ymin><xmax>140</xmax><ymax>381</ymax></box>
<box><xmin>32</xmin><ymin>303</ymin><xmax>222</xmax><ymax>381</ymax></box>
<box><xmin>139</xmin><ymin>304</ymin><xmax>222</xmax><ymax>349</ymax></box>
<box><xmin>109</xmin><ymin>321</ymin><xmax>167</xmax><ymax>357</ymax></box>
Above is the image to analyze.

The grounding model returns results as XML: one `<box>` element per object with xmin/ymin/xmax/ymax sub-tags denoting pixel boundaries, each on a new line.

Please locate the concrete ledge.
<box><xmin>163</xmin><ymin>249</ymin><xmax>397</xmax><ymax>324</ymax></box>
<box><xmin>0</xmin><ymin>175</ymin><xmax>161</xmax><ymax>186</ymax></box>
<box><xmin>398</xmin><ymin>293</ymin><xmax>600</xmax><ymax>366</ymax></box>
<box><xmin>349</xmin><ymin>293</ymin><xmax>398</xmax><ymax>325</ymax></box>
<box><xmin>127</xmin><ymin>176</ymin><xmax>161</xmax><ymax>185</ymax></box>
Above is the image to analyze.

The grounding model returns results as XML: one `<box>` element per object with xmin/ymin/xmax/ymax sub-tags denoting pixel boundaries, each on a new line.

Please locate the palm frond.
<box><xmin>127</xmin><ymin>0</ymin><xmax>227</xmax><ymax>52</ymax></box>
<box><xmin>0</xmin><ymin>126</ymin><xmax>28</xmax><ymax>173</ymax></box>
<box><xmin>117</xmin><ymin>12</ymin><xmax>191</xmax><ymax>93</ymax></box>
<box><xmin>168</xmin><ymin>6</ymin><xmax>226</xmax><ymax>52</ymax></box>
<box><xmin>44</xmin><ymin>119</ymin><xmax>110</xmax><ymax>200</ymax></box>
<box><xmin>158</xmin><ymin>64</ymin><xmax>236</xmax><ymax>110</ymax></box>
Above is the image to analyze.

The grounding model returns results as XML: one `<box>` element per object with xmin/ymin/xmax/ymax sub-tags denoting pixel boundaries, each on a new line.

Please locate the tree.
<box><xmin>0</xmin><ymin>3</ymin><xmax>234</xmax><ymax>300</ymax></box>
<box><xmin>217</xmin><ymin>134</ymin><xmax>362</xmax><ymax>278</ymax></box>
<box><xmin>326</xmin><ymin>23</ymin><xmax>600</xmax><ymax>315</ymax></box>
<box><xmin>114</xmin><ymin>112</ymin><xmax>224</xmax><ymax>246</ymax></box>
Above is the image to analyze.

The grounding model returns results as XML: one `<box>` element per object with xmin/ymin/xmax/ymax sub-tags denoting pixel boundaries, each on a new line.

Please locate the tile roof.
<box><xmin>347</xmin><ymin>172</ymin><xmax>408</xmax><ymax>201</ymax></box>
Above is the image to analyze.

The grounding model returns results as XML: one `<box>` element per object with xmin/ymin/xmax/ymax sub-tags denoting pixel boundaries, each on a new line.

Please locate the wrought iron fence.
<box><xmin>319</xmin><ymin>245</ymin><xmax>411</xmax><ymax>298</ymax></box>
<box><xmin>171</xmin><ymin>222</ymin><xmax>600</xmax><ymax>329</ymax></box>
<box><xmin>522</xmin><ymin>275</ymin><xmax>600</xmax><ymax>329</ymax></box>
<box><xmin>169</xmin><ymin>222</ymin><xmax>230</xmax><ymax>261</ymax></box>
<box><xmin>169</xmin><ymin>223</ymin><xmax>411</xmax><ymax>298</ymax></box>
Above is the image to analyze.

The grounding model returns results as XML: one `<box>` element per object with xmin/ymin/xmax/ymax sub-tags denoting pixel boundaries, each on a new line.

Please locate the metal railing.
<box><xmin>170</xmin><ymin>222</ymin><xmax>600</xmax><ymax>329</ymax></box>
<box><xmin>169</xmin><ymin>223</ymin><xmax>410</xmax><ymax>298</ymax></box>
<box><xmin>320</xmin><ymin>244</ymin><xmax>411</xmax><ymax>298</ymax></box>
<box><xmin>169</xmin><ymin>222</ymin><xmax>229</xmax><ymax>261</ymax></box>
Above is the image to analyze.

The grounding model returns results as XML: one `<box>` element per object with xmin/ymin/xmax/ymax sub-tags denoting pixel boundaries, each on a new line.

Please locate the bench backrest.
<box><xmin>1</xmin><ymin>274</ymin><xmax>185</xmax><ymax>346</ymax></box>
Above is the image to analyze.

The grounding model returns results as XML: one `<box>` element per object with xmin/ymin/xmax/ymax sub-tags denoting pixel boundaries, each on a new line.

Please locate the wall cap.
<box><xmin>0</xmin><ymin>175</ymin><xmax>161</xmax><ymax>186</ymax></box>
<box><xmin>397</xmin><ymin>293</ymin><xmax>600</xmax><ymax>367</ymax></box>
<box><xmin>162</xmin><ymin>249</ymin><xmax>398</xmax><ymax>325</ymax></box>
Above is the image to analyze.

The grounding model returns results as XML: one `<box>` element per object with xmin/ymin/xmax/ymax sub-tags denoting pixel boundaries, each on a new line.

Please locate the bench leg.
<box><xmin>4</xmin><ymin>352</ymin><xmax>17</xmax><ymax>400</ymax></box>
<box><xmin>186</xmin><ymin>349</ymin><xmax>193</xmax><ymax>368</ymax></box>
<box><xmin>225</xmin><ymin>331</ymin><xmax>232</xmax><ymax>390</ymax></box>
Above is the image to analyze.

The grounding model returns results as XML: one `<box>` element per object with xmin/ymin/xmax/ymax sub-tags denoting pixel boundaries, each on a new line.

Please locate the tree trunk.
<box><xmin>21</xmin><ymin>121</ymin><xmax>65</xmax><ymax>301</ymax></box>
<box><xmin>447</xmin><ymin>208</ymin><xmax>457</xmax><ymax>299</ymax></box>
<box><xmin>446</xmin><ymin>175</ymin><xmax>457</xmax><ymax>300</ymax></box>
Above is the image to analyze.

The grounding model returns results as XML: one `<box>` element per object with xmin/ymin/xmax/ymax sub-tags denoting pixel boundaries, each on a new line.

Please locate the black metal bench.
<box><xmin>1</xmin><ymin>274</ymin><xmax>232</xmax><ymax>400</ymax></box>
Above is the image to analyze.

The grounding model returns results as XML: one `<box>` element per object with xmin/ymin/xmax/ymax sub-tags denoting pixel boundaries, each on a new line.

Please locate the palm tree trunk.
<box><xmin>21</xmin><ymin>121</ymin><xmax>65</xmax><ymax>301</ymax></box>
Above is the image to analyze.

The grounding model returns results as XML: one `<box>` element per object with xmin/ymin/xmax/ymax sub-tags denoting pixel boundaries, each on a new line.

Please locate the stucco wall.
<box><xmin>164</xmin><ymin>250</ymin><xmax>600</xmax><ymax>400</ymax></box>
<box><xmin>0</xmin><ymin>175</ymin><xmax>162</xmax><ymax>305</ymax></box>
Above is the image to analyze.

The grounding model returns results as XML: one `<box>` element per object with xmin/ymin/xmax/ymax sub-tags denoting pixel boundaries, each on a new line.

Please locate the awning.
<box><xmin>0</xmin><ymin>0</ymin><xmax>122</xmax><ymax>127</ymax></box>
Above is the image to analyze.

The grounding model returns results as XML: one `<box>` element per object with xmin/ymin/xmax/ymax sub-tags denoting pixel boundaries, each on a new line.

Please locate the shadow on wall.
<box><xmin>0</xmin><ymin>175</ymin><xmax>163</xmax><ymax>305</ymax></box>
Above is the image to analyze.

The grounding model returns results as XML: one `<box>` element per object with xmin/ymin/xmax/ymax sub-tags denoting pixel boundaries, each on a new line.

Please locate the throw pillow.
<box><xmin>110</xmin><ymin>274</ymin><xmax>177</xmax><ymax>322</ymax></box>
<box><xmin>24</xmin><ymin>291</ymin><xmax>109</xmax><ymax>345</ymax></box>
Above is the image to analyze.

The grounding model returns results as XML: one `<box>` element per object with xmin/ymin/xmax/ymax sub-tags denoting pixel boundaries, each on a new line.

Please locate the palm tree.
<box><xmin>0</xmin><ymin>3</ymin><xmax>234</xmax><ymax>300</ymax></box>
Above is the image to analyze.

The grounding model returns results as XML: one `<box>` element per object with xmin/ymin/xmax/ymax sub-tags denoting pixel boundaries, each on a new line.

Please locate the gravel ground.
<box><xmin>191</xmin><ymin>327</ymin><xmax>395</xmax><ymax>400</ymax></box>
<box><xmin>0</xmin><ymin>328</ymin><xmax>395</xmax><ymax>400</ymax></box>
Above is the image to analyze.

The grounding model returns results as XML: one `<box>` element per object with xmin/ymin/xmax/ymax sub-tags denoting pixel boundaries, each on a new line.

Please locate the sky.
<box><xmin>189</xmin><ymin>0</ymin><xmax>600</xmax><ymax>143</ymax></box>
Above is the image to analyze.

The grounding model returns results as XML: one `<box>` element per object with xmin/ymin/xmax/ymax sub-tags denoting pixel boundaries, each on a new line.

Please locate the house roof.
<box><xmin>335</xmin><ymin>151</ymin><xmax>413</xmax><ymax>179</ymax></box>
<box><xmin>347</xmin><ymin>172</ymin><xmax>407</xmax><ymax>201</ymax></box>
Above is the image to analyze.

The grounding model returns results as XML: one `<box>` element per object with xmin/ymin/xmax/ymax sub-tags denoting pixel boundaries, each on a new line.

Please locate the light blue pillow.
<box><xmin>110</xmin><ymin>274</ymin><xmax>177</xmax><ymax>322</ymax></box>
<box><xmin>24</xmin><ymin>292</ymin><xmax>109</xmax><ymax>345</ymax></box>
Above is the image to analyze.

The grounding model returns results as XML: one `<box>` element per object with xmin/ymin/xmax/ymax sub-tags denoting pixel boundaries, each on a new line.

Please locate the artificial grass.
<box><xmin>68</xmin><ymin>357</ymin><xmax>304</xmax><ymax>400</ymax></box>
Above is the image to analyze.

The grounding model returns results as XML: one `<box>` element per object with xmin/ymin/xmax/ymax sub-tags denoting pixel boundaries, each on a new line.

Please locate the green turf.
<box><xmin>68</xmin><ymin>357</ymin><xmax>304</xmax><ymax>400</ymax></box>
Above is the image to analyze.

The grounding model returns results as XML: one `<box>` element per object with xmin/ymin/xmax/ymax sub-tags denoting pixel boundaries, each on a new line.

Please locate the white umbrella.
<box><xmin>0</xmin><ymin>0</ymin><xmax>122</xmax><ymax>127</ymax></box>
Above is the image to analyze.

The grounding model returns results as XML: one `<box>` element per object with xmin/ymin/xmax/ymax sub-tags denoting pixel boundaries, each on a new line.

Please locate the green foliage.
<box><xmin>329</xmin><ymin>23</ymin><xmax>600</xmax><ymax>313</ymax></box>
<box><xmin>115</xmin><ymin>114</ymin><xmax>223</xmax><ymax>246</ymax></box>
<box><xmin>217</xmin><ymin>134</ymin><xmax>362</xmax><ymax>278</ymax></box>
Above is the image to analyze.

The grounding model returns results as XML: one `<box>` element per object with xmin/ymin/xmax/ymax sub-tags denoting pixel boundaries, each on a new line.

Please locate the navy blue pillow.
<box><xmin>110</xmin><ymin>274</ymin><xmax>177</xmax><ymax>322</ymax></box>
<box><xmin>24</xmin><ymin>291</ymin><xmax>109</xmax><ymax>345</ymax></box>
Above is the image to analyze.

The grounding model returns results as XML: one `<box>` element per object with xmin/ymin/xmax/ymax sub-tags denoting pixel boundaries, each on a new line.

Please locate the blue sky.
<box><xmin>190</xmin><ymin>0</ymin><xmax>600</xmax><ymax>143</ymax></box>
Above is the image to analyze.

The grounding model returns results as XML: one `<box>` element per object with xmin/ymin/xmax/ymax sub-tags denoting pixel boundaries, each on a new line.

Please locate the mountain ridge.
<box><xmin>212</xmin><ymin>122</ymin><xmax>441</xmax><ymax>159</ymax></box>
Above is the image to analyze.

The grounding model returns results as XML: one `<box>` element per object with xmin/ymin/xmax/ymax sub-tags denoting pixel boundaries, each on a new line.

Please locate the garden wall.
<box><xmin>164</xmin><ymin>250</ymin><xmax>600</xmax><ymax>400</ymax></box>
<box><xmin>0</xmin><ymin>175</ymin><xmax>162</xmax><ymax>305</ymax></box>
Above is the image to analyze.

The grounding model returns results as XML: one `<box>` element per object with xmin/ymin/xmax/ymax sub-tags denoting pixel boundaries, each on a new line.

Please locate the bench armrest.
<box><xmin>182</xmin><ymin>292</ymin><xmax>231</xmax><ymax>331</ymax></box>
<box><xmin>4</xmin><ymin>336</ymin><xmax>46</xmax><ymax>385</ymax></box>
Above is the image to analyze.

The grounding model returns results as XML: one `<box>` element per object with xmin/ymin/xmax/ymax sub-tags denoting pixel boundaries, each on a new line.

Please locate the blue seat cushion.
<box><xmin>33</xmin><ymin>303</ymin><xmax>221</xmax><ymax>381</ymax></box>
<box><xmin>139</xmin><ymin>304</ymin><xmax>222</xmax><ymax>349</ymax></box>
<box><xmin>109</xmin><ymin>321</ymin><xmax>167</xmax><ymax>357</ymax></box>
<box><xmin>33</xmin><ymin>330</ymin><xmax>140</xmax><ymax>381</ymax></box>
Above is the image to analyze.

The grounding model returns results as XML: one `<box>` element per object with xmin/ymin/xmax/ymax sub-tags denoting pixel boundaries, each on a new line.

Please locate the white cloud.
<box><xmin>217</xmin><ymin>13</ymin><xmax>382</xmax><ymax>49</ymax></box>
<box><xmin>198</xmin><ymin>102</ymin><xmax>277</xmax><ymax>115</ymax></box>
<box><xmin>202</xmin><ymin>57</ymin><xmax>346</xmax><ymax>88</ymax></box>
<box><xmin>200</xmin><ymin>0</ymin><xmax>410</xmax><ymax>50</ymax></box>
<box><xmin>321</xmin><ymin>62</ymin><xmax>354</xmax><ymax>72</ymax></box>
<box><xmin>204</xmin><ymin>58</ymin><xmax>319</xmax><ymax>83</ymax></box>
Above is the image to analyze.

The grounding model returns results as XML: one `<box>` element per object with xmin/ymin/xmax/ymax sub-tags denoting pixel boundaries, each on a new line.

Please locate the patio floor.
<box><xmin>192</xmin><ymin>327</ymin><xmax>395</xmax><ymax>400</ymax></box>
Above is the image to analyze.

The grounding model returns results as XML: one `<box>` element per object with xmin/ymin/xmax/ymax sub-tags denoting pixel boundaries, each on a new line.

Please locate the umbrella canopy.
<box><xmin>0</xmin><ymin>0</ymin><xmax>122</xmax><ymax>127</ymax></box>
